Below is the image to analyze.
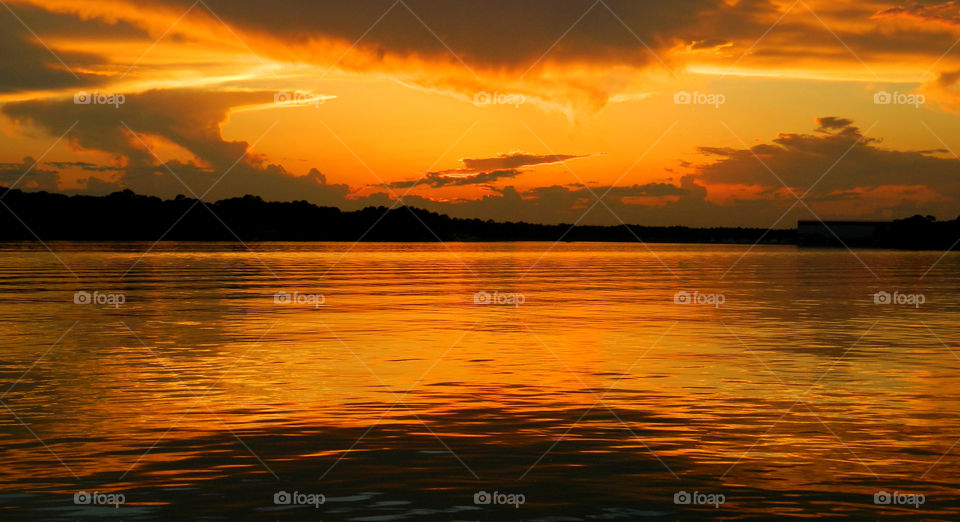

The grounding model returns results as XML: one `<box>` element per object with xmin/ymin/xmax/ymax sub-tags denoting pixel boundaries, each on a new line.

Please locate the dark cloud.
<box><xmin>0</xmin><ymin>157</ymin><xmax>60</xmax><ymax>191</ymax></box>
<box><xmin>461</xmin><ymin>152</ymin><xmax>590</xmax><ymax>171</ymax></box>
<box><xmin>45</xmin><ymin>161</ymin><xmax>123</xmax><ymax>172</ymax></box>
<box><xmin>22</xmin><ymin>0</ymin><xmax>941</xmax><ymax>80</ymax></box>
<box><xmin>693</xmin><ymin>117</ymin><xmax>960</xmax><ymax>219</ymax></box>
<box><xmin>389</xmin><ymin>169</ymin><xmax>523</xmax><ymax>188</ymax></box>
<box><xmin>875</xmin><ymin>1</ymin><xmax>960</xmax><ymax>26</ymax></box>
<box><xmin>389</xmin><ymin>151</ymin><xmax>593</xmax><ymax>188</ymax></box>
<box><xmin>224</xmin><ymin>0</ymin><xmax>960</xmax><ymax>75</ymax></box>
<box><xmin>0</xmin><ymin>4</ymin><xmax>148</xmax><ymax>93</ymax></box>
<box><xmin>0</xmin><ymin>21</ymin><xmax>89</xmax><ymax>94</ymax></box>
<box><xmin>2</xmin><ymin>89</ymin><xmax>352</xmax><ymax>204</ymax></box>
<box><xmin>141</xmin><ymin>0</ymin><xmax>717</xmax><ymax>68</ymax></box>
<box><xmin>9</xmin><ymin>0</ymin><xmax>960</xmax><ymax>112</ymax></box>
<box><xmin>163</xmin><ymin>0</ymin><xmax>928</xmax><ymax>78</ymax></box>
<box><xmin>815</xmin><ymin>117</ymin><xmax>855</xmax><ymax>132</ymax></box>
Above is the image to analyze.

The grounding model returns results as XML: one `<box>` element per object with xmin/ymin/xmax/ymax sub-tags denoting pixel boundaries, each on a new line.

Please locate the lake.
<box><xmin>0</xmin><ymin>242</ymin><xmax>957</xmax><ymax>520</ymax></box>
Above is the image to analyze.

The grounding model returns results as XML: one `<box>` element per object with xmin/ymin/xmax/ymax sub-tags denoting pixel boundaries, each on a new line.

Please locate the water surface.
<box><xmin>0</xmin><ymin>242</ymin><xmax>957</xmax><ymax>520</ymax></box>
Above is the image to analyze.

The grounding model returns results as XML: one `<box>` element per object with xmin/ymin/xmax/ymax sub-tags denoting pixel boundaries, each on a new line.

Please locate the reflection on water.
<box><xmin>0</xmin><ymin>242</ymin><xmax>958</xmax><ymax>520</ymax></box>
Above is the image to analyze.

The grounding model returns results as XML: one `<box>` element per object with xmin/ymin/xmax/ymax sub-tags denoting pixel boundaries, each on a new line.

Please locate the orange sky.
<box><xmin>2</xmin><ymin>0</ymin><xmax>960</xmax><ymax>226</ymax></box>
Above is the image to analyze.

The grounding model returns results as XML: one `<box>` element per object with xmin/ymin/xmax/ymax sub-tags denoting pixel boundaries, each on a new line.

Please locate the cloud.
<box><xmin>0</xmin><ymin>3</ymin><xmax>157</xmax><ymax>96</ymax></box>
<box><xmin>815</xmin><ymin>117</ymin><xmax>855</xmax><ymax>132</ymax></box>
<box><xmin>389</xmin><ymin>169</ymin><xmax>523</xmax><ymax>188</ymax></box>
<box><xmin>692</xmin><ymin>117</ymin><xmax>960</xmax><ymax>219</ymax></box>
<box><xmin>81</xmin><ymin>0</ymin><xmax>706</xmax><ymax>68</ymax></box>
<box><xmin>2</xmin><ymin>89</ymin><xmax>352</xmax><ymax>204</ymax></box>
<box><xmin>875</xmin><ymin>1</ymin><xmax>960</xmax><ymax>27</ymax></box>
<box><xmin>8</xmin><ymin>0</ymin><xmax>960</xmax><ymax>112</ymax></box>
<box><xmin>0</xmin><ymin>13</ymin><xmax>93</xmax><ymax>94</ymax></box>
<box><xmin>45</xmin><ymin>161</ymin><xmax>123</xmax><ymax>172</ymax></box>
<box><xmin>0</xmin><ymin>157</ymin><xmax>60</xmax><ymax>191</ymax></box>
<box><xmin>460</xmin><ymin>152</ymin><xmax>591</xmax><ymax>171</ymax></box>
<box><xmin>389</xmin><ymin>151</ymin><xmax>593</xmax><ymax>188</ymax></box>
<box><xmin>919</xmin><ymin>67</ymin><xmax>960</xmax><ymax>112</ymax></box>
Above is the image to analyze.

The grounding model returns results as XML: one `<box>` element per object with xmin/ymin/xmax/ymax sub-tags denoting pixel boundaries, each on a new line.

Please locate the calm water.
<box><xmin>0</xmin><ymin>242</ymin><xmax>958</xmax><ymax>520</ymax></box>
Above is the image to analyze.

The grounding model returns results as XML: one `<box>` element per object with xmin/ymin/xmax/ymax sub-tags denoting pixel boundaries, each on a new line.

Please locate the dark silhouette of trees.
<box><xmin>883</xmin><ymin>214</ymin><xmax>960</xmax><ymax>250</ymax></box>
<box><xmin>9</xmin><ymin>187</ymin><xmax>955</xmax><ymax>248</ymax></box>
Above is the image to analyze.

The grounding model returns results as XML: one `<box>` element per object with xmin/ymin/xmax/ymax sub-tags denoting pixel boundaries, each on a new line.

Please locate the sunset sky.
<box><xmin>3</xmin><ymin>0</ymin><xmax>960</xmax><ymax>226</ymax></box>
